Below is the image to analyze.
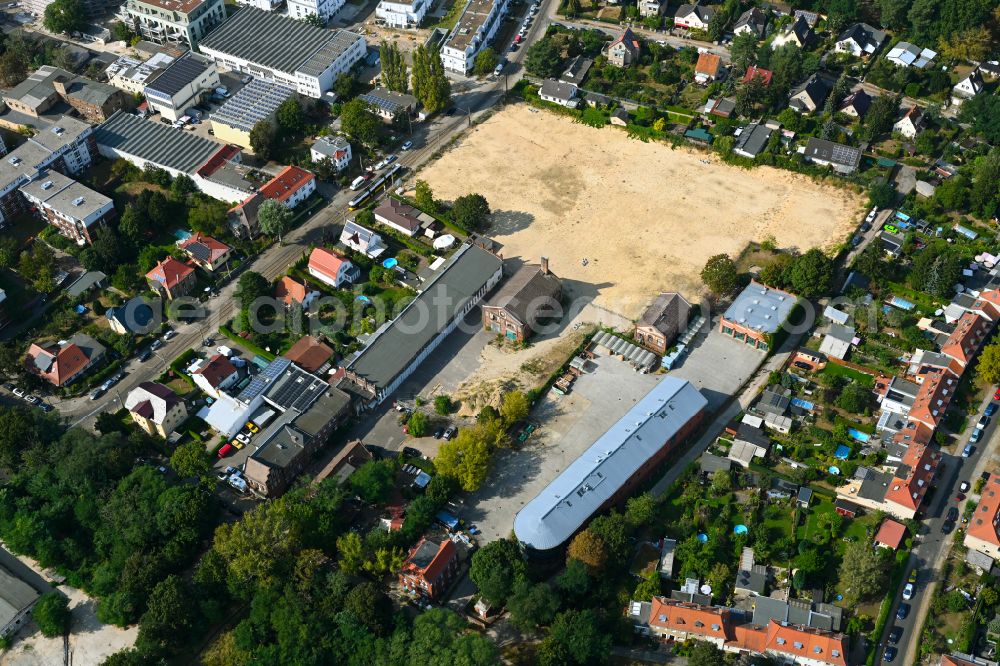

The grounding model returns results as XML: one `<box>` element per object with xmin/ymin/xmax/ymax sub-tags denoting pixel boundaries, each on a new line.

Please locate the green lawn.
<box><xmin>822</xmin><ymin>363</ymin><xmax>876</xmax><ymax>387</ymax></box>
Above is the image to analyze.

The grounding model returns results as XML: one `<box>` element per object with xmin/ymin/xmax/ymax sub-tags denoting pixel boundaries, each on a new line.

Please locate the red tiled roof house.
<box><xmin>966</xmin><ymin>475</ymin><xmax>1000</xmax><ymax>560</ymax></box>
<box><xmin>146</xmin><ymin>257</ymin><xmax>196</xmax><ymax>299</ymax></box>
<box><xmin>259</xmin><ymin>165</ymin><xmax>316</xmax><ymax>209</ymax></box>
<box><xmin>275</xmin><ymin>276</ymin><xmax>319</xmax><ymax>310</ymax></box>
<box><xmin>308</xmin><ymin>247</ymin><xmax>359</xmax><ymax>289</ymax></box>
<box><xmin>178</xmin><ymin>232</ymin><xmax>232</xmax><ymax>272</ymax></box>
<box><xmin>874</xmin><ymin>519</ymin><xmax>907</xmax><ymax>550</ymax></box>
<box><xmin>190</xmin><ymin>353</ymin><xmax>239</xmax><ymax>399</ymax></box>
<box><xmin>399</xmin><ymin>538</ymin><xmax>459</xmax><ymax>600</ymax></box>
<box><xmin>25</xmin><ymin>333</ymin><xmax>106</xmax><ymax>387</ymax></box>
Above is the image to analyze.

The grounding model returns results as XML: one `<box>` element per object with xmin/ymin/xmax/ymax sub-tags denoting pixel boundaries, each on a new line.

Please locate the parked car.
<box><xmin>888</xmin><ymin>626</ymin><xmax>903</xmax><ymax>644</ymax></box>
<box><xmin>443</xmin><ymin>425</ymin><xmax>458</xmax><ymax>440</ymax></box>
<box><xmin>2</xmin><ymin>382</ymin><xmax>13</xmax><ymax>391</ymax></box>
<box><xmin>163</xmin><ymin>328</ymin><xmax>176</xmax><ymax>340</ymax></box>
<box><xmin>947</xmin><ymin>506</ymin><xmax>959</xmax><ymax>522</ymax></box>
<box><xmin>513</xmin><ymin>34</ymin><xmax>522</xmax><ymax>44</ymax></box>
<box><xmin>401</xmin><ymin>140</ymin><xmax>413</xmax><ymax>150</ymax></box>
<box><xmin>902</xmin><ymin>583</ymin><xmax>914</xmax><ymax>600</ymax></box>
<box><xmin>860</xmin><ymin>222</ymin><xmax>872</xmax><ymax>232</ymax></box>
<box><xmin>217</xmin><ymin>469</ymin><xmax>229</xmax><ymax>481</ymax></box>
<box><xmin>942</xmin><ymin>520</ymin><xmax>955</xmax><ymax>534</ymax></box>
<box><xmin>235</xmin><ymin>433</ymin><xmax>251</xmax><ymax>445</ymax></box>
<box><xmin>970</xmin><ymin>427</ymin><xmax>982</xmax><ymax>443</ymax></box>
<box><xmin>384</xmin><ymin>154</ymin><xmax>397</xmax><ymax>164</ymax></box>
<box><xmin>960</xmin><ymin>480</ymin><xmax>970</xmax><ymax>493</ymax></box>
<box><xmin>231</xmin><ymin>439</ymin><xmax>244</xmax><ymax>450</ymax></box>
<box><xmin>964</xmin><ymin>443</ymin><xmax>976</xmax><ymax>457</ymax></box>
<box><xmin>150</xmin><ymin>338</ymin><xmax>163</xmax><ymax>351</ymax></box>
<box><xmin>24</xmin><ymin>395</ymin><xmax>39</xmax><ymax>405</ymax></box>
<box><xmin>39</xmin><ymin>403</ymin><xmax>53</xmax><ymax>412</ymax></box>
<box><xmin>433</xmin><ymin>426</ymin><xmax>445</xmax><ymax>439</ymax></box>
<box><xmin>980</xmin><ymin>415</ymin><xmax>992</xmax><ymax>428</ymax></box>
<box><xmin>138</xmin><ymin>348</ymin><xmax>153</xmax><ymax>361</ymax></box>
<box><xmin>883</xmin><ymin>646</ymin><xmax>897</xmax><ymax>662</ymax></box>
<box><xmin>90</xmin><ymin>387</ymin><xmax>105</xmax><ymax>400</ymax></box>
<box><xmin>994</xmin><ymin>387</ymin><xmax>1000</xmax><ymax>401</ymax></box>
<box><xmin>908</xmin><ymin>569</ymin><xmax>917</xmax><ymax>584</ymax></box>
<box><xmin>246</xmin><ymin>421</ymin><xmax>260</xmax><ymax>433</ymax></box>
<box><xmin>12</xmin><ymin>387</ymin><xmax>25</xmax><ymax>397</ymax></box>
<box><xmin>218</xmin><ymin>443</ymin><xmax>234</xmax><ymax>458</ymax></box>
<box><xmin>403</xmin><ymin>446</ymin><xmax>422</xmax><ymax>459</ymax></box>
<box><xmin>896</xmin><ymin>603</ymin><xmax>910</xmax><ymax>620</ymax></box>
<box><xmin>866</xmin><ymin>207</ymin><xmax>878</xmax><ymax>223</ymax></box>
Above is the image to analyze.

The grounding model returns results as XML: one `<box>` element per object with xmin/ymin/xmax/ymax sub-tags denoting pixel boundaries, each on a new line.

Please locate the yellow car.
<box><xmin>245</xmin><ymin>421</ymin><xmax>259</xmax><ymax>433</ymax></box>
<box><xmin>231</xmin><ymin>439</ymin><xmax>244</xmax><ymax>450</ymax></box>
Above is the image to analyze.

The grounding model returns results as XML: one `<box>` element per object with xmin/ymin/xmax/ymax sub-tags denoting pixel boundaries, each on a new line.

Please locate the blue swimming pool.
<box><xmin>733</xmin><ymin>524</ymin><xmax>748</xmax><ymax>535</ymax></box>
<box><xmin>848</xmin><ymin>428</ymin><xmax>871</xmax><ymax>443</ymax></box>
<box><xmin>174</xmin><ymin>229</ymin><xmax>192</xmax><ymax>241</ymax></box>
<box><xmin>382</xmin><ymin>257</ymin><xmax>398</xmax><ymax>269</ymax></box>
<box><xmin>790</xmin><ymin>397</ymin><xmax>814</xmax><ymax>411</ymax></box>
<box><xmin>834</xmin><ymin>444</ymin><xmax>851</xmax><ymax>460</ymax></box>
<box><xmin>697</xmin><ymin>533</ymin><xmax>709</xmax><ymax>543</ymax></box>
<box><xmin>828</xmin><ymin>466</ymin><xmax>841</xmax><ymax>475</ymax></box>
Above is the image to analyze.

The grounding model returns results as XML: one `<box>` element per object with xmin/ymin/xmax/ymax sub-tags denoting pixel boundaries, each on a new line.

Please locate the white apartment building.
<box><xmin>235</xmin><ymin>0</ymin><xmax>282</xmax><ymax>9</ymax></box>
<box><xmin>287</xmin><ymin>0</ymin><xmax>344</xmax><ymax>21</ymax></box>
<box><xmin>143</xmin><ymin>51</ymin><xmax>220</xmax><ymax>121</ymax></box>
<box><xmin>119</xmin><ymin>0</ymin><xmax>226</xmax><ymax>50</ymax></box>
<box><xmin>19</xmin><ymin>170</ymin><xmax>114</xmax><ymax>246</ymax></box>
<box><xmin>199</xmin><ymin>8</ymin><xmax>365</xmax><ymax>98</ymax></box>
<box><xmin>375</xmin><ymin>0</ymin><xmax>430</xmax><ymax>28</ymax></box>
<box><xmin>441</xmin><ymin>0</ymin><xmax>509</xmax><ymax>75</ymax></box>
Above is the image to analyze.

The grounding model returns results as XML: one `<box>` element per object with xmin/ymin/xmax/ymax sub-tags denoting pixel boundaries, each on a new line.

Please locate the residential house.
<box><xmin>733</xmin><ymin>122</ymin><xmax>773</xmax><ymax>159</ymax></box>
<box><xmin>339</xmin><ymin>220</ymin><xmax>387</xmax><ymax>257</ymax></box>
<box><xmin>3</xmin><ymin>66</ymin><xmax>129</xmax><ymax>122</ymax></box>
<box><xmin>757</xmin><ymin>386</ymin><xmax>790</xmax><ymax>416</ymax></box>
<box><xmin>729</xmin><ymin>422</ymin><xmax>770</xmax><ymax>467</ymax></box>
<box><xmin>637</xmin><ymin>0</ymin><xmax>666</xmax><ymax>18</ymax></box>
<box><xmin>120</xmin><ymin>0</ymin><xmax>226</xmax><ymax>50</ymax></box>
<box><xmin>610</xmin><ymin>108</ymin><xmax>629</xmax><ymax>126</ymax></box>
<box><xmin>893</xmin><ymin>105</ymin><xmax>924</xmax><ymax>139</ymax></box>
<box><xmin>789</xmin><ymin>74</ymin><xmax>831</xmax><ymax>113</ymax></box>
<box><xmin>374</xmin><ymin>198</ymin><xmax>433</xmax><ymax>237</ymax></box>
<box><xmin>399</xmin><ymin>538</ymin><xmax>459</xmax><ymax>600</ymax></box>
<box><xmin>694</xmin><ymin>52</ymin><xmax>724</xmax><ymax>84</ymax></box>
<box><xmin>674</xmin><ymin>3</ymin><xmax>714</xmax><ymax>30</ymax></box>
<box><xmin>375</xmin><ymin>0</ymin><xmax>430</xmax><ymax>28</ymax></box>
<box><xmin>837</xmin><ymin>90</ymin><xmax>871</xmax><ymax>119</ymax></box>
<box><xmin>634</xmin><ymin>292</ymin><xmax>692</xmax><ymax>354</ymax></box>
<box><xmin>834</xmin><ymin>23</ymin><xmax>887</xmax><ymax>57</ymax></box>
<box><xmin>438</xmin><ymin>0</ymin><xmax>510</xmax><ymax>75</ymax></box>
<box><xmin>818</xmin><ymin>323</ymin><xmax>855</xmax><ymax>360</ymax></box>
<box><xmin>797</xmin><ymin>486</ymin><xmax>814</xmax><ymax>508</ymax></box>
<box><xmin>538</xmin><ymin>80</ymin><xmax>579</xmax><ymax>108</ymax></box>
<box><xmin>125</xmin><ymin>381</ymin><xmax>187</xmax><ymax>438</ymax></box>
<box><xmin>886</xmin><ymin>41</ymin><xmax>936</xmax><ymax>69</ymax></box>
<box><xmin>606</xmin><ymin>28</ymin><xmax>641</xmax><ymax>68</ymax></box>
<box><xmin>952</xmin><ymin>70</ymin><xmax>985</xmax><ymax>106</ymax></box>
<box><xmin>837</xmin><ymin>441</ymin><xmax>940</xmax><ymax>519</ymax></box>
<box><xmin>25</xmin><ymin>333</ymin><xmax>106</xmax><ymax>387</ymax></box>
<box><xmin>0</xmin><ymin>565</ymin><xmax>40</xmax><ymax>639</ymax></box>
<box><xmin>18</xmin><ymin>170</ymin><xmax>115</xmax><ymax>246</ymax></box>
<box><xmin>178</xmin><ymin>232</ymin><xmax>231</xmax><ymax>272</ymax></box>
<box><xmin>732</xmin><ymin>7</ymin><xmax>767</xmax><ymax>39</ymax></box>
<box><xmin>106</xmin><ymin>295</ymin><xmax>157</xmax><ymax>335</ymax></box>
<box><xmin>559</xmin><ymin>55</ymin><xmax>593</xmax><ymax>86</ymax></box>
<box><xmin>720</xmin><ymin>281</ymin><xmax>797</xmax><ymax>352</ymax></box>
<box><xmin>315</xmin><ymin>439</ymin><xmax>373</xmax><ymax>485</ymax></box>
<box><xmin>792</xmin><ymin>9</ymin><xmax>820</xmax><ymax>27</ymax></box>
<box><xmin>627</xmin><ymin>596</ymin><xmax>850</xmax><ymax>665</ymax></box>
<box><xmin>308</xmin><ymin>247</ymin><xmax>359</xmax><ymax>289</ymax></box>
<box><xmin>966</xmin><ymin>475</ymin><xmax>1000</xmax><ymax>561</ymax></box>
<box><xmin>282</xmin><ymin>335</ymin><xmax>334</xmax><ymax>374</ymax></box>
<box><xmin>275</xmin><ymin>276</ymin><xmax>319</xmax><ymax>310</ymax></box>
<box><xmin>874</xmin><ymin>519</ymin><xmax>906</xmax><ymax>550</ymax></box>
<box><xmin>802</xmin><ymin>137</ymin><xmax>862</xmax><ymax>175</ymax></box>
<box><xmin>770</xmin><ymin>14</ymin><xmax>811</xmax><ymax>49</ymax></box>
<box><xmin>190</xmin><ymin>353</ymin><xmax>240</xmax><ymax>398</ymax></box>
<box><xmin>742</xmin><ymin>65</ymin><xmax>772</xmax><ymax>86</ymax></box>
<box><xmin>146</xmin><ymin>256</ymin><xmax>196</xmax><ymax>299</ymax></box>
<box><xmin>481</xmin><ymin>258</ymin><xmax>562</xmax><ymax>343</ymax></box>
<box><xmin>258</xmin><ymin>165</ymin><xmax>316</xmax><ymax>209</ymax></box>
<box><xmin>310</xmin><ymin>135</ymin><xmax>352</xmax><ymax>172</ymax></box>
<box><xmin>358</xmin><ymin>88</ymin><xmax>419</xmax><ymax>122</ymax></box>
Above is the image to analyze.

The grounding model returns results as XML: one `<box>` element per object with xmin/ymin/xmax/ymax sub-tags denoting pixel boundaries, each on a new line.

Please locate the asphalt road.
<box><xmin>46</xmin><ymin>0</ymin><xmax>553</xmax><ymax>429</ymax></box>
<box><xmin>874</xmin><ymin>388</ymin><xmax>999</xmax><ymax>665</ymax></box>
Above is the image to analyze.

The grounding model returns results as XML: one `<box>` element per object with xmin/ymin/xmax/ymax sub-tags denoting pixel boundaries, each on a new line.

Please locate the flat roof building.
<box><xmin>0</xmin><ymin>563</ymin><xmax>41</xmax><ymax>638</ymax></box>
<box><xmin>199</xmin><ymin>8</ymin><xmax>366</xmax><ymax>98</ymax></box>
<box><xmin>143</xmin><ymin>51</ymin><xmax>220</xmax><ymax>121</ymax></box>
<box><xmin>514</xmin><ymin>377</ymin><xmax>707</xmax><ymax>555</ymax></box>
<box><xmin>344</xmin><ymin>242</ymin><xmax>502</xmax><ymax>404</ymax></box>
<box><xmin>119</xmin><ymin>0</ymin><xmax>226</xmax><ymax>50</ymax></box>
<box><xmin>106</xmin><ymin>52</ymin><xmax>175</xmax><ymax>95</ymax></box>
<box><xmin>19</xmin><ymin>170</ymin><xmax>115</xmax><ymax>246</ymax></box>
<box><xmin>210</xmin><ymin>79</ymin><xmax>295</xmax><ymax>148</ymax></box>
<box><xmin>720</xmin><ymin>281</ymin><xmax>798</xmax><ymax>352</ymax></box>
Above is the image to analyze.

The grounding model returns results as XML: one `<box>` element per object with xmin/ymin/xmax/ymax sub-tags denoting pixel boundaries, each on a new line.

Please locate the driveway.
<box><xmin>669</xmin><ymin>318</ymin><xmax>766</xmax><ymax>412</ymax></box>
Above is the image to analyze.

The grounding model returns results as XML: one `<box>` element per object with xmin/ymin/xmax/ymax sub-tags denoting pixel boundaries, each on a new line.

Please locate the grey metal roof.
<box><xmin>513</xmin><ymin>377</ymin><xmax>707</xmax><ymax>551</ymax></box>
<box><xmin>723</xmin><ymin>281</ymin><xmax>797</xmax><ymax>334</ymax></box>
<box><xmin>0</xmin><ymin>564</ymin><xmax>40</xmax><ymax>631</ymax></box>
<box><xmin>19</xmin><ymin>170</ymin><xmax>111</xmax><ymax>223</ymax></box>
<box><xmin>200</xmin><ymin>7</ymin><xmax>361</xmax><ymax>76</ymax></box>
<box><xmin>346</xmin><ymin>243</ymin><xmax>502</xmax><ymax>392</ymax></box>
<box><xmin>804</xmin><ymin>137</ymin><xmax>861</xmax><ymax>170</ymax></box>
<box><xmin>312</xmin><ymin>134</ymin><xmax>350</xmax><ymax>158</ymax></box>
<box><xmin>539</xmin><ymin>79</ymin><xmax>577</xmax><ymax>101</ymax></box>
<box><xmin>145</xmin><ymin>52</ymin><xmax>214</xmax><ymax>98</ymax></box>
<box><xmin>734</xmin><ymin>122</ymin><xmax>772</xmax><ymax>158</ymax></box>
<box><xmin>95</xmin><ymin>111</ymin><xmax>222</xmax><ymax>173</ymax></box>
<box><xmin>211</xmin><ymin>79</ymin><xmax>294</xmax><ymax>133</ymax></box>
<box><xmin>358</xmin><ymin>88</ymin><xmax>417</xmax><ymax>115</ymax></box>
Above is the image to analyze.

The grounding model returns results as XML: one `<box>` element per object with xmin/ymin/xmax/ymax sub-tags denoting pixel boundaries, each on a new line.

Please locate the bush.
<box><xmin>408</xmin><ymin>412</ymin><xmax>428</xmax><ymax>437</ymax></box>
<box><xmin>434</xmin><ymin>395</ymin><xmax>452</xmax><ymax>415</ymax></box>
<box><xmin>33</xmin><ymin>592</ymin><xmax>70</xmax><ymax>637</ymax></box>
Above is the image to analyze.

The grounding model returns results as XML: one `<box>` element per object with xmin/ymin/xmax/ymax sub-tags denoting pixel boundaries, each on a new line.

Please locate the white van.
<box><xmin>350</xmin><ymin>175</ymin><xmax>367</xmax><ymax>190</ymax></box>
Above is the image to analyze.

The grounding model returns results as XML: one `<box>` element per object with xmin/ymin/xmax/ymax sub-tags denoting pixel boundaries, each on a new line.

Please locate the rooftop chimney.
<box><xmin>540</xmin><ymin>256</ymin><xmax>549</xmax><ymax>275</ymax></box>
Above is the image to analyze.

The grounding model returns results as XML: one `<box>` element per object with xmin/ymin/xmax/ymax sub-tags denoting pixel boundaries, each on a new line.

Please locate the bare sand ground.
<box><xmin>417</xmin><ymin>105</ymin><xmax>864</xmax><ymax>320</ymax></box>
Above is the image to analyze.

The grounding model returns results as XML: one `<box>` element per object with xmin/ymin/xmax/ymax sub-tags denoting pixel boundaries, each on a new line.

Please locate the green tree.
<box><xmin>759</xmin><ymin>254</ymin><xmax>793</xmax><ymax>288</ymax></box>
<box><xmin>451</xmin><ymin>193</ymin><xmax>491</xmax><ymax>231</ymax></box>
<box><xmin>249</xmin><ymin>120</ymin><xmax>277</xmax><ymax>159</ymax></box>
<box><xmin>473</xmin><ymin>47</ymin><xmax>498</xmax><ymax>77</ymax></box>
<box><xmin>333</xmin><ymin>73</ymin><xmax>360</xmax><ymax>100</ymax></box>
<box><xmin>566</xmin><ymin>529</ymin><xmax>606</xmax><ymax>572</ymax></box>
<box><xmin>470</xmin><ymin>538</ymin><xmax>526</xmax><ymax>605</ymax></box>
<box><xmin>170</xmin><ymin>441</ymin><xmax>212</xmax><ymax>479</ymax></box>
<box><xmin>839</xmin><ymin>539</ymin><xmax>890</xmax><ymax>602</ymax></box>
<box><xmin>961</xmin><ymin>94</ymin><xmax>1000</xmax><ymax>145</ymax></box>
<box><xmin>343</xmin><ymin>581</ymin><xmax>393</xmax><ymax>635</ymax></box>
<box><xmin>407</xmin><ymin>609</ymin><xmax>497</xmax><ymax>665</ymax></box>
<box><xmin>633</xmin><ymin>569</ymin><xmax>662</xmax><ymax>601</ymax></box>
<box><xmin>877</xmin><ymin>0</ymin><xmax>911</xmax><ymax>30</ymax></box>
<box><xmin>862</xmin><ymin>93</ymin><xmax>901</xmax><ymax>142</ymax></box>
<box><xmin>499</xmin><ymin>390</ymin><xmax>529</xmax><ymax>426</ymax></box>
<box><xmin>688</xmin><ymin>640</ymin><xmax>726</xmax><ymax>666</ymax></box>
<box><xmin>411</xmin><ymin>44</ymin><xmax>451</xmax><ymax>114</ymax></box>
<box><xmin>275</xmin><ymin>97</ymin><xmax>304</xmax><ymax>136</ymax></box>
<box><xmin>539</xmin><ymin>609</ymin><xmax>611</xmax><ymax>666</ymax></box>
<box><xmin>434</xmin><ymin>394</ymin><xmax>453</xmax><ymax>415</ymax></box>
<box><xmin>256</xmin><ymin>199</ymin><xmax>293</xmax><ymax>242</ymax></box>
<box><xmin>336</xmin><ymin>531</ymin><xmax>364</xmax><ymax>574</ymax></box>
<box><xmin>136</xmin><ymin>576</ymin><xmax>195</xmax><ymax>653</ymax></box>
<box><xmin>43</xmin><ymin>0</ymin><xmax>88</xmax><ymax>34</ymax></box>
<box><xmin>349</xmin><ymin>459</ymin><xmax>395</xmax><ymax>504</ymax></box>
<box><xmin>435</xmin><ymin>426</ymin><xmax>491</xmax><ymax>490</ymax></box>
<box><xmin>786</xmin><ymin>248</ymin><xmax>834</xmax><ymax>298</ymax></box>
<box><xmin>235</xmin><ymin>271</ymin><xmax>270</xmax><ymax>310</ymax></box>
<box><xmin>300</xmin><ymin>13</ymin><xmax>325</xmax><ymax>28</ymax></box>
<box><xmin>837</xmin><ymin>383</ymin><xmax>871</xmax><ymax>413</ymax></box>
<box><xmin>507</xmin><ymin>579</ymin><xmax>559</xmax><ymax>631</ymax></box>
<box><xmin>625</xmin><ymin>493</ymin><xmax>656</xmax><ymax>527</ymax></box>
<box><xmin>0</xmin><ymin>50</ymin><xmax>27</xmax><ymax>87</ymax></box>
<box><xmin>340</xmin><ymin>99</ymin><xmax>381</xmax><ymax>147</ymax></box>
<box><xmin>524</xmin><ymin>38</ymin><xmax>563</xmax><ymax>78</ymax></box>
<box><xmin>212</xmin><ymin>496</ymin><xmax>304</xmax><ymax>586</ymax></box>
<box><xmin>700</xmin><ymin>253</ymin><xmax>739</xmax><ymax>296</ymax></box>
<box><xmin>710</xmin><ymin>469</ymin><xmax>732</xmax><ymax>493</ymax></box>
<box><xmin>869</xmin><ymin>180</ymin><xmax>897</xmax><ymax>209</ymax></box>
<box><xmin>380</xmin><ymin>40</ymin><xmax>409</xmax><ymax>93</ymax></box>
<box><xmin>414</xmin><ymin>179</ymin><xmax>437</xmax><ymax>213</ymax></box>
<box><xmin>33</xmin><ymin>592</ymin><xmax>70</xmax><ymax>638</ymax></box>
<box><xmin>978</xmin><ymin>342</ymin><xmax>1000</xmax><ymax>385</ymax></box>
<box><xmin>729</xmin><ymin>32</ymin><xmax>758</xmax><ymax>72</ymax></box>
<box><xmin>407</xmin><ymin>411</ymin><xmax>429</xmax><ymax>437</ymax></box>
<box><xmin>0</xmin><ymin>236</ymin><xmax>20</xmax><ymax>269</ymax></box>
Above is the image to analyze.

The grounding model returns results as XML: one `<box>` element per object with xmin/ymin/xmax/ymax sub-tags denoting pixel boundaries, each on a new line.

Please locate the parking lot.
<box><xmin>457</xmin><ymin>351</ymin><xmax>662</xmax><ymax>544</ymax></box>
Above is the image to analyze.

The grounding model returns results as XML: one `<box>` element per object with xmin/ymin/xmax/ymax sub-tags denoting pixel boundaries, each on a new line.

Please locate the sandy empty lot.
<box><xmin>417</xmin><ymin>105</ymin><xmax>864</xmax><ymax>319</ymax></box>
